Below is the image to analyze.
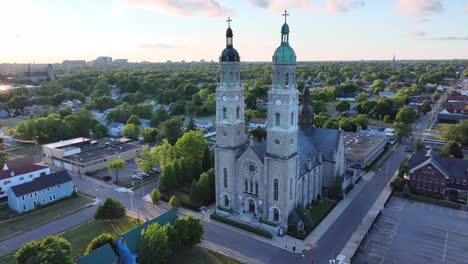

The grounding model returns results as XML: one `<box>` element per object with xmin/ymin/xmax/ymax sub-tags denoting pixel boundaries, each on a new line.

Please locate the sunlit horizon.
<box><xmin>1</xmin><ymin>0</ymin><xmax>467</xmax><ymax>64</ymax></box>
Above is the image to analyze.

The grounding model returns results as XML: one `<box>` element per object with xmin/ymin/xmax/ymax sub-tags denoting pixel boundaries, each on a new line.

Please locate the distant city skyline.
<box><xmin>0</xmin><ymin>0</ymin><xmax>467</xmax><ymax>64</ymax></box>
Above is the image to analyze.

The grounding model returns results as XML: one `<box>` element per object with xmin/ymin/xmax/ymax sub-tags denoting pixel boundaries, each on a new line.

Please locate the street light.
<box><xmin>129</xmin><ymin>189</ymin><xmax>134</xmax><ymax>212</ymax></box>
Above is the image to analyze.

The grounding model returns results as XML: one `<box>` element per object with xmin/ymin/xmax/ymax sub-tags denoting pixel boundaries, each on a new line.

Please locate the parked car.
<box><xmin>132</xmin><ymin>174</ymin><xmax>142</xmax><ymax>180</ymax></box>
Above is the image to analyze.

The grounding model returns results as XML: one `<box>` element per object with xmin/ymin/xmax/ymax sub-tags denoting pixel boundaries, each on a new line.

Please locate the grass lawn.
<box><xmin>308</xmin><ymin>199</ymin><xmax>337</xmax><ymax>226</ymax></box>
<box><xmin>0</xmin><ymin>194</ymin><xmax>94</xmax><ymax>242</ymax></box>
<box><xmin>0</xmin><ymin>216</ymin><xmax>140</xmax><ymax>264</ymax></box>
<box><xmin>0</xmin><ymin>117</ymin><xmax>27</xmax><ymax>135</ymax></box>
<box><xmin>168</xmin><ymin>245</ymin><xmax>241</xmax><ymax>264</ymax></box>
<box><xmin>368</xmin><ymin>118</ymin><xmax>391</xmax><ymax>128</ymax></box>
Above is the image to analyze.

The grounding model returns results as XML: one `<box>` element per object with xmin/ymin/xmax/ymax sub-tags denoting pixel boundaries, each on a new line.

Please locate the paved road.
<box><xmin>308</xmin><ymin>145</ymin><xmax>407</xmax><ymax>263</ymax></box>
<box><xmin>0</xmin><ymin>205</ymin><xmax>96</xmax><ymax>256</ymax></box>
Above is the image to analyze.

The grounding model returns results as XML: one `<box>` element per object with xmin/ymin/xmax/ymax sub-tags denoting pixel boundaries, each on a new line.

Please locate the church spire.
<box><xmin>220</xmin><ymin>17</ymin><xmax>240</xmax><ymax>62</ymax></box>
<box><xmin>226</xmin><ymin>17</ymin><xmax>233</xmax><ymax>47</ymax></box>
<box><xmin>281</xmin><ymin>10</ymin><xmax>290</xmax><ymax>44</ymax></box>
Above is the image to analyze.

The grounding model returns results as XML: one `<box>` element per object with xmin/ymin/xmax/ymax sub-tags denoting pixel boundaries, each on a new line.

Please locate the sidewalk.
<box><xmin>305</xmin><ymin>171</ymin><xmax>376</xmax><ymax>247</ymax></box>
<box><xmin>337</xmin><ymin>169</ymin><xmax>400</xmax><ymax>264</ymax></box>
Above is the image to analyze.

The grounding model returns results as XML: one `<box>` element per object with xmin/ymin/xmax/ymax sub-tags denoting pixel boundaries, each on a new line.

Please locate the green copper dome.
<box><xmin>273</xmin><ymin>22</ymin><xmax>296</xmax><ymax>63</ymax></box>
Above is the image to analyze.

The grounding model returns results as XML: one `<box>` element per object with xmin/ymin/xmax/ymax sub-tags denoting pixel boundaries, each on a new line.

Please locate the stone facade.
<box><xmin>215</xmin><ymin>20</ymin><xmax>345</xmax><ymax>231</ymax></box>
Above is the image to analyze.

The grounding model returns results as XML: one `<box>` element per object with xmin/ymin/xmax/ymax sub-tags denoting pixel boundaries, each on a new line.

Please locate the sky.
<box><xmin>0</xmin><ymin>0</ymin><xmax>467</xmax><ymax>63</ymax></box>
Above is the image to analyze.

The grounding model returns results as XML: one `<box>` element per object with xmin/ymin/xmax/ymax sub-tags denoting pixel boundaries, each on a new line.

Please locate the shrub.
<box><xmin>16</xmin><ymin>236</ymin><xmax>73</xmax><ymax>264</ymax></box>
<box><xmin>94</xmin><ymin>197</ymin><xmax>126</xmax><ymax>220</ymax></box>
<box><xmin>259</xmin><ymin>218</ymin><xmax>279</xmax><ymax>227</ymax></box>
<box><xmin>151</xmin><ymin>189</ymin><xmax>161</xmax><ymax>204</ymax></box>
<box><xmin>390</xmin><ymin>177</ymin><xmax>406</xmax><ymax>192</ymax></box>
<box><xmin>139</xmin><ymin>223</ymin><xmax>170</xmax><ymax>264</ymax></box>
<box><xmin>175</xmin><ymin>215</ymin><xmax>204</xmax><ymax>246</ymax></box>
<box><xmin>217</xmin><ymin>206</ymin><xmax>234</xmax><ymax>214</ymax></box>
<box><xmin>168</xmin><ymin>195</ymin><xmax>180</xmax><ymax>210</ymax></box>
<box><xmin>210</xmin><ymin>213</ymin><xmax>273</xmax><ymax>239</ymax></box>
<box><xmin>84</xmin><ymin>233</ymin><xmax>115</xmax><ymax>255</ymax></box>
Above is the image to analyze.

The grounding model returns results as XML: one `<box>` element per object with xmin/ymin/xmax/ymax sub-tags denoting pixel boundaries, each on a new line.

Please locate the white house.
<box><xmin>248</xmin><ymin>118</ymin><xmax>267</xmax><ymax>129</ymax></box>
<box><xmin>107</xmin><ymin>122</ymin><xmax>125</xmax><ymax>137</ymax></box>
<box><xmin>0</xmin><ymin>160</ymin><xmax>50</xmax><ymax>198</ymax></box>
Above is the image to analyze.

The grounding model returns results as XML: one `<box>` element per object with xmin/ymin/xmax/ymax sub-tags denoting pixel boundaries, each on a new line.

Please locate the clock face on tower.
<box><xmin>275</xmin><ymin>99</ymin><xmax>282</xmax><ymax>106</ymax></box>
<box><xmin>222</xmin><ymin>95</ymin><xmax>228</xmax><ymax>102</ymax></box>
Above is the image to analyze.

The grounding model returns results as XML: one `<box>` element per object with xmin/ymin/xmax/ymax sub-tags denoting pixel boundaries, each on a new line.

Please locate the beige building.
<box><xmin>43</xmin><ymin>137</ymin><xmax>142</xmax><ymax>174</ymax></box>
<box><xmin>343</xmin><ymin>132</ymin><xmax>387</xmax><ymax>169</ymax></box>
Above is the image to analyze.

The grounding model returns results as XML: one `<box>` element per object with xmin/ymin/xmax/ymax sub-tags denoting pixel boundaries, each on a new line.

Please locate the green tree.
<box><xmin>92</xmin><ymin>96</ymin><xmax>116</xmax><ymax>111</ymax></box>
<box><xmin>160</xmin><ymin>224</ymin><xmax>181</xmax><ymax>253</ymax></box>
<box><xmin>84</xmin><ymin>233</ymin><xmax>115</xmax><ymax>255</ymax></box>
<box><xmin>197</xmin><ymin>170</ymin><xmax>212</xmax><ymax>203</ymax></box>
<box><xmin>151</xmin><ymin>107</ymin><xmax>169</xmax><ymax>127</ymax></box>
<box><xmin>335</xmin><ymin>101</ymin><xmax>351</xmax><ymax>113</ymax></box>
<box><xmin>94</xmin><ymin>197</ymin><xmax>126</xmax><ymax>220</ymax></box>
<box><xmin>150</xmin><ymin>188</ymin><xmax>161</xmax><ymax>204</ymax></box>
<box><xmin>168</xmin><ymin>195</ymin><xmax>180</xmax><ymax>210</ymax></box>
<box><xmin>189</xmin><ymin>180</ymin><xmax>201</xmax><ymax>207</ymax></box>
<box><xmin>186</xmin><ymin>118</ymin><xmax>196</xmax><ymax>131</ymax></box>
<box><xmin>107</xmin><ymin>159</ymin><xmax>125</xmax><ymax>184</ymax></box>
<box><xmin>202</xmin><ymin>146</ymin><xmax>213</xmax><ymax>172</ymax></box>
<box><xmin>92</xmin><ymin>81</ymin><xmax>111</xmax><ymax>98</ymax></box>
<box><xmin>395</xmin><ymin>106</ymin><xmax>416</xmax><ymax>124</ymax></box>
<box><xmin>40</xmin><ymin>81</ymin><xmax>64</xmax><ymax>96</ymax></box>
<box><xmin>421</xmin><ymin>100</ymin><xmax>431</xmax><ymax>115</ymax></box>
<box><xmin>415</xmin><ymin>140</ymin><xmax>425</xmax><ymax>151</ymax></box>
<box><xmin>442</xmin><ymin>121</ymin><xmax>468</xmax><ymax>146</ymax></box>
<box><xmin>0</xmin><ymin>152</ymin><xmax>9</xmax><ymax>168</ymax></box>
<box><xmin>357</xmin><ymin>92</ymin><xmax>367</xmax><ymax>102</ymax></box>
<box><xmin>330</xmin><ymin>176</ymin><xmax>343</xmax><ymax>199</ymax></box>
<box><xmin>174</xmin><ymin>130</ymin><xmax>207</xmax><ymax>172</ymax></box>
<box><xmin>392</xmin><ymin>122</ymin><xmax>412</xmax><ymax>142</ymax></box>
<box><xmin>122</xmin><ymin>124</ymin><xmax>140</xmax><ymax>141</ymax></box>
<box><xmin>16</xmin><ymin>236</ymin><xmax>73</xmax><ymax>264</ymax></box>
<box><xmin>142</xmin><ymin>127</ymin><xmax>158</xmax><ymax>143</ymax></box>
<box><xmin>249</xmin><ymin>127</ymin><xmax>267</xmax><ymax>141</ymax></box>
<box><xmin>440</xmin><ymin>140</ymin><xmax>463</xmax><ymax>158</ymax></box>
<box><xmin>174</xmin><ymin>215</ymin><xmax>204</xmax><ymax>246</ymax></box>
<box><xmin>139</xmin><ymin>223</ymin><xmax>171</xmax><ymax>264</ymax></box>
<box><xmin>159</xmin><ymin>162</ymin><xmax>177</xmax><ymax>192</ymax></box>
<box><xmin>127</xmin><ymin>114</ymin><xmax>141</xmax><ymax>126</ymax></box>
<box><xmin>161</xmin><ymin>117</ymin><xmax>183</xmax><ymax>145</ymax></box>
<box><xmin>135</xmin><ymin>145</ymin><xmax>158</xmax><ymax>173</ymax></box>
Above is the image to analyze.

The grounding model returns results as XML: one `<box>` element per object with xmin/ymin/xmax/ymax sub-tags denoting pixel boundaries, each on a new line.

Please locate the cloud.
<box><xmin>248</xmin><ymin>0</ymin><xmax>271</xmax><ymax>8</ymax></box>
<box><xmin>137</xmin><ymin>42</ymin><xmax>179</xmax><ymax>49</ymax></box>
<box><xmin>407</xmin><ymin>30</ymin><xmax>427</xmax><ymax>38</ymax></box>
<box><xmin>111</xmin><ymin>6</ymin><xmax>127</xmax><ymax>19</ymax></box>
<box><xmin>326</xmin><ymin>0</ymin><xmax>365</xmax><ymax>14</ymax></box>
<box><xmin>465</xmin><ymin>3</ymin><xmax>468</xmax><ymax>12</ymax></box>
<box><xmin>396</xmin><ymin>0</ymin><xmax>443</xmax><ymax>16</ymax></box>
<box><xmin>271</xmin><ymin>0</ymin><xmax>321</xmax><ymax>13</ymax></box>
<box><xmin>430</xmin><ymin>36</ymin><xmax>468</xmax><ymax>40</ymax></box>
<box><xmin>120</xmin><ymin>0</ymin><xmax>230</xmax><ymax>18</ymax></box>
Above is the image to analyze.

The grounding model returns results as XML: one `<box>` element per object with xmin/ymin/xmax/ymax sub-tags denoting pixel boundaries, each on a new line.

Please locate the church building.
<box><xmin>214</xmin><ymin>14</ymin><xmax>345</xmax><ymax>233</ymax></box>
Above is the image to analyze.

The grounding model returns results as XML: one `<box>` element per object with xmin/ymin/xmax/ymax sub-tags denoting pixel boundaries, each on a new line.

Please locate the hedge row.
<box><xmin>259</xmin><ymin>218</ymin><xmax>279</xmax><ymax>227</ymax></box>
<box><xmin>210</xmin><ymin>213</ymin><xmax>273</xmax><ymax>239</ymax></box>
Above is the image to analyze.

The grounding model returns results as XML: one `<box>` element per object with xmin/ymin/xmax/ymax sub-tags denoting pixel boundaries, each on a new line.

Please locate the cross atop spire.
<box><xmin>282</xmin><ymin>10</ymin><xmax>289</xmax><ymax>23</ymax></box>
<box><xmin>226</xmin><ymin>17</ymin><xmax>232</xmax><ymax>28</ymax></box>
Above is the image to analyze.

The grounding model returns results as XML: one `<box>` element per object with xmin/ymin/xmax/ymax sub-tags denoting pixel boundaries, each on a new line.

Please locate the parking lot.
<box><xmin>354</xmin><ymin>196</ymin><xmax>468</xmax><ymax>264</ymax></box>
<box><xmin>87</xmin><ymin>160</ymin><xmax>157</xmax><ymax>188</ymax></box>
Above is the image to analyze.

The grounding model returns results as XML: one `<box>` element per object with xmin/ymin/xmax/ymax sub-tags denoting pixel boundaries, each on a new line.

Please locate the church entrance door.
<box><xmin>248</xmin><ymin>199</ymin><xmax>255</xmax><ymax>213</ymax></box>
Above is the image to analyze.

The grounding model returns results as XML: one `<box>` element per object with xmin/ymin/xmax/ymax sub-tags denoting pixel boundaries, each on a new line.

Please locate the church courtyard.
<box><xmin>354</xmin><ymin>196</ymin><xmax>468</xmax><ymax>264</ymax></box>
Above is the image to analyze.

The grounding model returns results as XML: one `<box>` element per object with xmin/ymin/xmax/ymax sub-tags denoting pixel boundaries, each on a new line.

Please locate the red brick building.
<box><xmin>407</xmin><ymin>150</ymin><xmax>468</xmax><ymax>202</ymax></box>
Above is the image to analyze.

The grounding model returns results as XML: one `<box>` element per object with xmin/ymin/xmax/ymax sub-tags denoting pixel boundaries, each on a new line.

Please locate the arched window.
<box><xmin>250</xmin><ymin>180</ymin><xmax>253</xmax><ymax>193</ymax></box>
<box><xmin>222</xmin><ymin>108</ymin><xmax>227</xmax><ymax>120</ymax></box>
<box><xmin>273</xmin><ymin>179</ymin><xmax>279</xmax><ymax>201</ymax></box>
<box><xmin>285</xmin><ymin>73</ymin><xmax>289</xmax><ymax>85</ymax></box>
<box><xmin>245</xmin><ymin>179</ymin><xmax>248</xmax><ymax>192</ymax></box>
<box><xmin>223</xmin><ymin>168</ymin><xmax>228</xmax><ymax>188</ymax></box>
<box><xmin>275</xmin><ymin>113</ymin><xmax>280</xmax><ymax>126</ymax></box>
<box><xmin>273</xmin><ymin>208</ymin><xmax>280</xmax><ymax>222</ymax></box>
<box><xmin>223</xmin><ymin>72</ymin><xmax>226</xmax><ymax>82</ymax></box>
<box><xmin>291</xmin><ymin>112</ymin><xmax>294</xmax><ymax>126</ymax></box>
<box><xmin>236</xmin><ymin>72</ymin><xmax>239</xmax><ymax>81</ymax></box>
<box><xmin>229</xmin><ymin>72</ymin><xmax>233</xmax><ymax>82</ymax></box>
<box><xmin>224</xmin><ymin>195</ymin><xmax>229</xmax><ymax>207</ymax></box>
<box><xmin>255</xmin><ymin>181</ymin><xmax>259</xmax><ymax>195</ymax></box>
<box><xmin>290</xmin><ymin>178</ymin><xmax>293</xmax><ymax>200</ymax></box>
<box><xmin>236</xmin><ymin>107</ymin><xmax>240</xmax><ymax>120</ymax></box>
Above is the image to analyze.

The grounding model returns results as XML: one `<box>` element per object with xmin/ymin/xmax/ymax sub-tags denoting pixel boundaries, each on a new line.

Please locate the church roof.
<box><xmin>249</xmin><ymin>127</ymin><xmax>342</xmax><ymax>176</ymax></box>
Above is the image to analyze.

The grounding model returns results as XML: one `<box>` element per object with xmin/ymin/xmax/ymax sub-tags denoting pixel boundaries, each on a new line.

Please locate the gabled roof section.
<box><xmin>9</xmin><ymin>170</ymin><xmax>72</xmax><ymax>197</ymax></box>
<box><xmin>0</xmin><ymin>163</ymin><xmax>48</xmax><ymax>180</ymax></box>
<box><xmin>120</xmin><ymin>210</ymin><xmax>178</xmax><ymax>253</ymax></box>
<box><xmin>408</xmin><ymin>151</ymin><xmax>468</xmax><ymax>179</ymax></box>
<box><xmin>77</xmin><ymin>244</ymin><xmax>117</xmax><ymax>264</ymax></box>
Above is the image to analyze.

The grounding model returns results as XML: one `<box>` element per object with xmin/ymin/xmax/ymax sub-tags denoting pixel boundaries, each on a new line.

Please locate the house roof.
<box><xmin>77</xmin><ymin>244</ymin><xmax>118</xmax><ymax>264</ymax></box>
<box><xmin>3</xmin><ymin>157</ymin><xmax>35</xmax><ymax>170</ymax></box>
<box><xmin>408</xmin><ymin>151</ymin><xmax>468</xmax><ymax>179</ymax></box>
<box><xmin>9</xmin><ymin>170</ymin><xmax>72</xmax><ymax>197</ymax></box>
<box><xmin>120</xmin><ymin>210</ymin><xmax>178</xmax><ymax>253</ymax></box>
<box><xmin>0</xmin><ymin>163</ymin><xmax>49</xmax><ymax>180</ymax></box>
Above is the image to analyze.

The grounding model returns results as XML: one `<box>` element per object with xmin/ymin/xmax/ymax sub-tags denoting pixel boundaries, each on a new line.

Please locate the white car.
<box><xmin>132</xmin><ymin>174</ymin><xmax>143</xmax><ymax>180</ymax></box>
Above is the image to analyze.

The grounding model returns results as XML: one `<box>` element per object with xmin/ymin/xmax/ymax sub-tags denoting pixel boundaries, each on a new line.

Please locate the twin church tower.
<box><xmin>214</xmin><ymin>12</ymin><xmax>345</xmax><ymax>231</ymax></box>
